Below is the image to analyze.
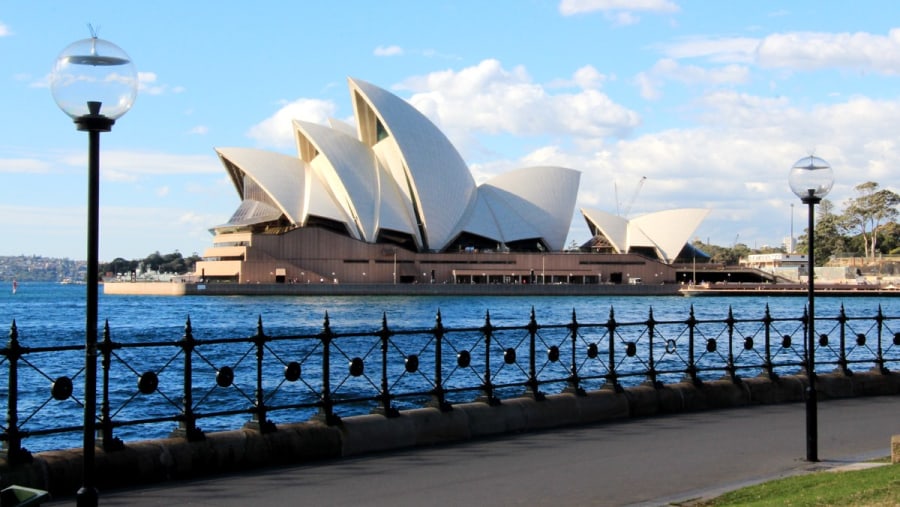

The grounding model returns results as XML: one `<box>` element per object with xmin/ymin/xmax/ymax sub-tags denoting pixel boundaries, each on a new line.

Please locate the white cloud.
<box><xmin>548</xmin><ymin>65</ymin><xmax>608</xmax><ymax>90</ymax></box>
<box><xmin>188</xmin><ymin>125</ymin><xmax>208</xmax><ymax>135</ymax></box>
<box><xmin>635</xmin><ymin>59</ymin><xmax>749</xmax><ymax>100</ymax></box>
<box><xmin>649</xmin><ymin>29</ymin><xmax>900</xmax><ymax>96</ymax></box>
<box><xmin>56</xmin><ymin>150</ymin><xmax>221</xmax><ymax>182</ymax></box>
<box><xmin>397</xmin><ymin>59</ymin><xmax>639</xmax><ymax>156</ymax></box>
<box><xmin>138</xmin><ymin>72</ymin><xmax>183</xmax><ymax>95</ymax></box>
<box><xmin>553</xmin><ymin>88</ymin><xmax>900</xmax><ymax>248</ymax></box>
<box><xmin>156</xmin><ymin>186</ymin><xmax>170</xmax><ymax>197</ymax></box>
<box><xmin>0</xmin><ymin>158</ymin><xmax>52</xmax><ymax>173</ymax></box>
<box><xmin>176</xmin><ymin>211</ymin><xmax>209</xmax><ymax>226</ymax></box>
<box><xmin>247</xmin><ymin>98</ymin><xmax>336</xmax><ymax>149</ymax></box>
<box><xmin>611</xmin><ymin>11</ymin><xmax>640</xmax><ymax>26</ymax></box>
<box><xmin>97</xmin><ymin>205</ymin><xmax>228</xmax><ymax>260</ymax></box>
<box><xmin>559</xmin><ymin>0</ymin><xmax>679</xmax><ymax>16</ymax></box>
<box><xmin>374</xmin><ymin>45</ymin><xmax>404</xmax><ymax>56</ymax></box>
<box><xmin>756</xmin><ymin>29</ymin><xmax>900</xmax><ymax>74</ymax></box>
<box><xmin>661</xmin><ymin>36</ymin><xmax>760</xmax><ymax>63</ymax></box>
<box><xmin>0</xmin><ymin>22</ymin><xmax>10</xmax><ymax>36</ymax></box>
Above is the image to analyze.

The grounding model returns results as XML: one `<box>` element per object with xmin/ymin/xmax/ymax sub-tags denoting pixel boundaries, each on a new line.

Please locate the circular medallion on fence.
<box><xmin>744</xmin><ymin>337</ymin><xmax>754</xmax><ymax>350</ymax></box>
<box><xmin>782</xmin><ymin>335</ymin><xmax>792</xmax><ymax>348</ymax></box>
<box><xmin>284</xmin><ymin>361</ymin><xmax>301</xmax><ymax>382</ymax></box>
<box><xmin>706</xmin><ymin>338</ymin><xmax>717</xmax><ymax>353</ymax></box>
<box><xmin>405</xmin><ymin>354</ymin><xmax>419</xmax><ymax>373</ymax></box>
<box><xmin>349</xmin><ymin>357</ymin><xmax>364</xmax><ymax>377</ymax></box>
<box><xmin>216</xmin><ymin>366</ymin><xmax>234</xmax><ymax>387</ymax></box>
<box><xmin>819</xmin><ymin>334</ymin><xmax>829</xmax><ymax>347</ymax></box>
<box><xmin>625</xmin><ymin>341</ymin><xmax>637</xmax><ymax>357</ymax></box>
<box><xmin>51</xmin><ymin>376</ymin><xmax>73</xmax><ymax>400</ymax></box>
<box><xmin>547</xmin><ymin>345</ymin><xmax>560</xmax><ymax>362</ymax></box>
<box><xmin>856</xmin><ymin>333</ymin><xmax>866</xmax><ymax>346</ymax></box>
<box><xmin>504</xmin><ymin>347</ymin><xmax>517</xmax><ymax>364</ymax></box>
<box><xmin>457</xmin><ymin>350</ymin><xmax>471</xmax><ymax>368</ymax></box>
<box><xmin>587</xmin><ymin>343</ymin><xmax>599</xmax><ymax>359</ymax></box>
<box><xmin>895</xmin><ymin>332</ymin><xmax>900</xmax><ymax>346</ymax></box>
<box><xmin>138</xmin><ymin>371</ymin><xmax>158</xmax><ymax>394</ymax></box>
<box><xmin>665</xmin><ymin>339</ymin><xmax>677</xmax><ymax>354</ymax></box>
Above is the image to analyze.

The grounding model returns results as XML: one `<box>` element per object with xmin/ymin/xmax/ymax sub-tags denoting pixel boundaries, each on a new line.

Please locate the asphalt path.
<box><xmin>50</xmin><ymin>396</ymin><xmax>899</xmax><ymax>506</ymax></box>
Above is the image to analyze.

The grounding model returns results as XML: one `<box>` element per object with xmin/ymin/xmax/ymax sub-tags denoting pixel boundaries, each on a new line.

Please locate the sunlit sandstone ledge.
<box><xmin>102</xmin><ymin>281</ymin><xmax>682</xmax><ymax>296</ymax></box>
<box><xmin>103</xmin><ymin>281</ymin><xmax>900</xmax><ymax>297</ymax></box>
<box><xmin>1</xmin><ymin>371</ymin><xmax>897</xmax><ymax>498</ymax></box>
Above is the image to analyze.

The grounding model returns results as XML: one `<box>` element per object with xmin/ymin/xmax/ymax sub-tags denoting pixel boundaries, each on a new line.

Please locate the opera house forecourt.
<box><xmin>111</xmin><ymin>78</ymin><xmax>709</xmax><ymax>295</ymax></box>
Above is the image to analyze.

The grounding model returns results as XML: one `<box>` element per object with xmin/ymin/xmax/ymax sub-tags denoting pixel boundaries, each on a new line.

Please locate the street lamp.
<box><xmin>51</xmin><ymin>29</ymin><xmax>137</xmax><ymax>507</ymax></box>
<box><xmin>788</xmin><ymin>155</ymin><xmax>834</xmax><ymax>463</ymax></box>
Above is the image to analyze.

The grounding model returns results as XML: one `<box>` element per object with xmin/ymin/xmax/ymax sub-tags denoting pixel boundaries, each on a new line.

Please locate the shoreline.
<box><xmin>102</xmin><ymin>281</ymin><xmax>900</xmax><ymax>297</ymax></box>
<box><xmin>681</xmin><ymin>283</ymin><xmax>900</xmax><ymax>297</ymax></box>
<box><xmin>102</xmin><ymin>281</ymin><xmax>683</xmax><ymax>297</ymax></box>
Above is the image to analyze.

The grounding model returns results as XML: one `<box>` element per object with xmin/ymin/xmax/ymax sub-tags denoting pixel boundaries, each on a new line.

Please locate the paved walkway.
<box><xmin>49</xmin><ymin>396</ymin><xmax>898</xmax><ymax>506</ymax></box>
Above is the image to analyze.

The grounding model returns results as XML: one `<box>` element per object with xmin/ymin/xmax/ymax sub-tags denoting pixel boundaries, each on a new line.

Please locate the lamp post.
<box><xmin>788</xmin><ymin>155</ymin><xmax>834</xmax><ymax>463</ymax></box>
<box><xmin>51</xmin><ymin>29</ymin><xmax>137</xmax><ymax>507</ymax></box>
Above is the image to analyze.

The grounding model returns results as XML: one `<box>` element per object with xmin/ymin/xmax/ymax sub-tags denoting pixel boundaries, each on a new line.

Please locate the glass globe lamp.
<box><xmin>50</xmin><ymin>35</ymin><xmax>137</xmax><ymax>120</ymax></box>
<box><xmin>789</xmin><ymin>156</ymin><xmax>834</xmax><ymax>203</ymax></box>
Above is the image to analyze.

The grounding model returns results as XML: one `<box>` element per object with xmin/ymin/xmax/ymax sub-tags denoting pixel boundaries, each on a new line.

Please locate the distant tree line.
<box><xmin>797</xmin><ymin>181</ymin><xmax>900</xmax><ymax>265</ymax></box>
<box><xmin>697</xmin><ymin>181</ymin><xmax>900</xmax><ymax>267</ymax></box>
<box><xmin>100</xmin><ymin>251</ymin><xmax>202</xmax><ymax>276</ymax></box>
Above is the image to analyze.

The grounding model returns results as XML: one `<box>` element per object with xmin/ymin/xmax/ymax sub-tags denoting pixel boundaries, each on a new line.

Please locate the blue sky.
<box><xmin>2</xmin><ymin>1</ymin><xmax>900</xmax><ymax>260</ymax></box>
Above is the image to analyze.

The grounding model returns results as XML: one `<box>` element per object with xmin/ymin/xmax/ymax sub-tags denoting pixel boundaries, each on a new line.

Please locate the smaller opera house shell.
<box><xmin>195</xmin><ymin>78</ymin><xmax>704</xmax><ymax>286</ymax></box>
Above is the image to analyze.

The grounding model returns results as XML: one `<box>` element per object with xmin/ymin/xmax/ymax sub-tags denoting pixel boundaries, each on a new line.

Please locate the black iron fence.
<box><xmin>2</xmin><ymin>304</ymin><xmax>899</xmax><ymax>462</ymax></box>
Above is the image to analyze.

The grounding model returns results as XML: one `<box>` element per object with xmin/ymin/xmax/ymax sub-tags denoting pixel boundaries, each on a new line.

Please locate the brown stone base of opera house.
<box><xmin>188</xmin><ymin>227</ymin><xmax>678</xmax><ymax>287</ymax></box>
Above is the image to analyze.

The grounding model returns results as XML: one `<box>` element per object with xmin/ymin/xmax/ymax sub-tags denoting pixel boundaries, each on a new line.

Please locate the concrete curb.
<box><xmin>1</xmin><ymin>371</ymin><xmax>896</xmax><ymax>498</ymax></box>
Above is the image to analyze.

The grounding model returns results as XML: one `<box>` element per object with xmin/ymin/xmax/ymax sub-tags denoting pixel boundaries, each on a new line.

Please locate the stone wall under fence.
<box><xmin>1</xmin><ymin>371</ymin><xmax>897</xmax><ymax>499</ymax></box>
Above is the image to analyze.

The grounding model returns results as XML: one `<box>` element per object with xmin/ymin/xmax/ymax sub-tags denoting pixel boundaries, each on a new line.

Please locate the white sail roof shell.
<box><xmin>581</xmin><ymin>207</ymin><xmax>709</xmax><ymax>263</ymax></box>
<box><xmin>213</xmin><ymin>79</ymin><xmax>587</xmax><ymax>254</ymax></box>
<box><xmin>293</xmin><ymin>119</ymin><xmax>419</xmax><ymax>243</ymax></box>
<box><xmin>480</xmin><ymin>166</ymin><xmax>580</xmax><ymax>251</ymax></box>
<box><xmin>216</xmin><ymin>147</ymin><xmax>306</xmax><ymax>224</ymax></box>
<box><xmin>349</xmin><ymin>78</ymin><xmax>476</xmax><ymax>251</ymax></box>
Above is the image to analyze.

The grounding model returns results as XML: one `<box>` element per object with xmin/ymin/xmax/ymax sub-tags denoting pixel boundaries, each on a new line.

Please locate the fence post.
<box><xmin>524</xmin><ymin>307</ymin><xmax>545</xmax><ymax>400</ymax></box>
<box><xmin>317</xmin><ymin>312</ymin><xmax>340</xmax><ymax>425</ymax></box>
<box><xmin>2</xmin><ymin>320</ymin><xmax>31</xmax><ymax>465</ymax></box>
<box><xmin>646</xmin><ymin>307</ymin><xmax>660</xmax><ymax>388</ymax></box>
<box><xmin>684</xmin><ymin>306</ymin><xmax>700</xmax><ymax>385</ymax></box>
<box><xmin>801</xmin><ymin>306</ymin><xmax>810</xmax><ymax>376</ymax></box>
<box><xmin>724</xmin><ymin>306</ymin><xmax>740</xmax><ymax>383</ymax></box>
<box><xmin>762</xmin><ymin>304</ymin><xmax>777</xmax><ymax>380</ymax></box>
<box><xmin>245</xmin><ymin>316</ymin><xmax>275</xmax><ymax>433</ymax></box>
<box><xmin>429</xmin><ymin>310</ymin><xmax>452</xmax><ymax>411</ymax></box>
<box><xmin>837</xmin><ymin>304</ymin><xmax>851</xmax><ymax>376</ymax></box>
<box><xmin>606</xmin><ymin>307</ymin><xmax>622</xmax><ymax>392</ymax></box>
<box><xmin>375</xmin><ymin>313</ymin><xmax>399</xmax><ymax>417</ymax></box>
<box><xmin>172</xmin><ymin>317</ymin><xmax>204</xmax><ymax>441</ymax></box>
<box><xmin>479</xmin><ymin>310</ymin><xmax>500</xmax><ymax>405</ymax></box>
<box><xmin>566</xmin><ymin>308</ymin><xmax>586</xmax><ymax>395</ymax></box>
<box><xmin>875</xmin><ymin>305</ymin><xmax>887</xmax><ymax>374</ymax></box>
<box><xmin>98</xmin><ymin>320</ymin><xmax>123</xmax><ymax>450</ymax></box>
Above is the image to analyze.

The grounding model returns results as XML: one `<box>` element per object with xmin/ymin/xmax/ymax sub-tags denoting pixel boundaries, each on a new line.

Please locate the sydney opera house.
<box><xmin>194</xmin><ymin>78</ymin><xmax>707</xmax><ymax>286</ymax></box>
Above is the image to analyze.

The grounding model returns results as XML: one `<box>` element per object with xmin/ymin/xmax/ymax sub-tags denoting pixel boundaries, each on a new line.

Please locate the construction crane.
<box><xmin>620</xmin><ymin>176</ymin><xmax>647</xmax><ymax>218</ymax></box>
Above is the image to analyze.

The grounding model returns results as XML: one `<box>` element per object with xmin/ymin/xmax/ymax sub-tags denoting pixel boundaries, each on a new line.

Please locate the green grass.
<box><xmin>686</xmin><ymin>461</ymin><xmax>900</xmax><ymax>507</ymax></box>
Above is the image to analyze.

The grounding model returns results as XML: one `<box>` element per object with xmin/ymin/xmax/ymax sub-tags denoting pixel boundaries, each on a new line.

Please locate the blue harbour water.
<box><xmin>2</xmin><ymin>282</ymin><xmax>900</xmax><ymax>453</ymax></box>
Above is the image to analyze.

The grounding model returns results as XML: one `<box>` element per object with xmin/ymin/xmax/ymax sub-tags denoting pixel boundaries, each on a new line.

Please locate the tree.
<box><xmin>796</xmin><ymin>199</ymin><xmax>845</xmax><ymax>265</ymax></box>
<box><xmin>101</xmin><ymin>257</ymin><xmax>139</xmax><ymax>277</ymax></box>
<box><xmin>879</xmin><ymin>221</ymin><xmax>900</xmax><ymax>254</ymax></box>
<box><xmin>841</xmin><ymin>182</ymin><xmax>900</xmax><ymax>260</ymax></box>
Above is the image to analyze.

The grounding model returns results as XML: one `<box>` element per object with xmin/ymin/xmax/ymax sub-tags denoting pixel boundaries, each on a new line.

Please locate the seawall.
<box><xmin>1</xmin><ymin>371</ymin><xmax>897</xmax><ymax>498</ymax></box>
<box><xmin>103</xmin><ymin>281</ymin><xmax>683</xmax><ymax>297</ymax></box>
